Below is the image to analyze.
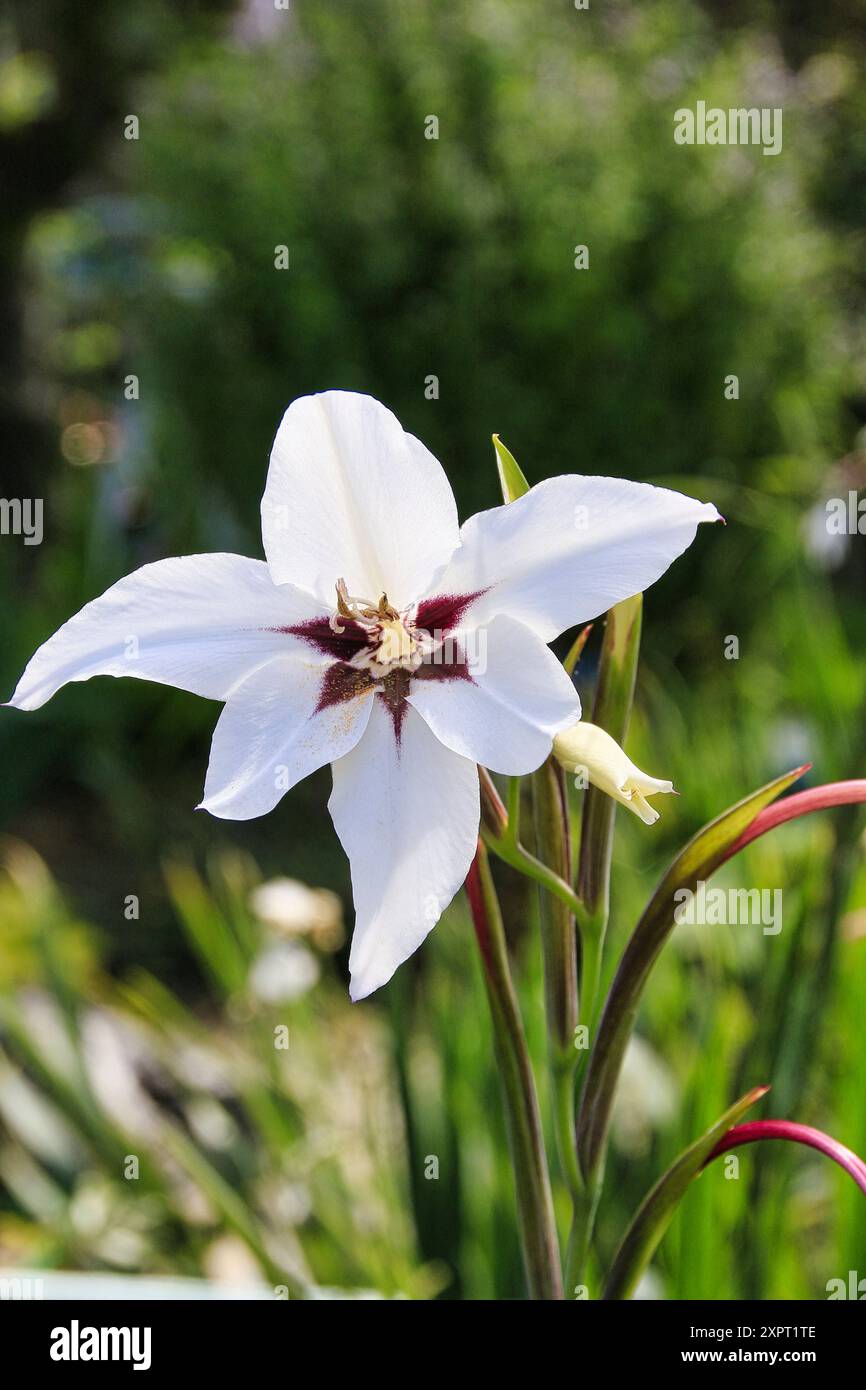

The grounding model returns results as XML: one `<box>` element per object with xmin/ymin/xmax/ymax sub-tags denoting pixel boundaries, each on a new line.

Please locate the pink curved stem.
<box><xmin>722</xmin><ymin>773</ymin><xmax>866</xmax><ymax>864</ymax></box>
<box><xmin>707</xmin><ymin>1120</ymin><xmax>866</xmax><ymax>1196</ymax></box>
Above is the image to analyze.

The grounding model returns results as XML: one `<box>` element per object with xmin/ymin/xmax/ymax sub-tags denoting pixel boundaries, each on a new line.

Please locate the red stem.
<box><xmin>723</xmin><ymin>773</ymin><xmax>866</xmax><ymax>864</ymax></box>
<box><xmin>465</xmin><ymin>846</ymin><xmax>494</xmax><ymax>972</ymax></box>
<box><xmin>707</xmin><ymin>1120</ymin><xmax>866</xmax><ymax>1196</ymax></box>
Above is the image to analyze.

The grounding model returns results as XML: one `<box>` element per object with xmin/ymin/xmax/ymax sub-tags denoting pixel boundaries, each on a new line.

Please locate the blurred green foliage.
<box><xmin>1</xmin><ymin>0</ymin><xmax>866</xmax><ymax>1297</ymax></box>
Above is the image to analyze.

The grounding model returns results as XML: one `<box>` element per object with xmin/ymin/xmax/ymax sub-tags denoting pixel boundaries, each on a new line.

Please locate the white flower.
<box><xmin>554</xmin><ymin>720</ymin><xmax>674</xmax><ymax>824</ymax></box>
<box><xmin>611</xmin><ymin>1035</ymin><xmax>678</xmax><ymax>1156</ymax></box>
<box><xmin>7</xmin><ymin>391</ymin><xmax>717</xmax><ymax>998</ymax></box>
<box><xmin>250</xmin><ymin>877</ymin><xmax>344</xmax><ymax>949</ymax></box>
<box><xmin>248</xmin><ymin>940</ymin><xmax>320</xmax><ymax>1003</ymax></box>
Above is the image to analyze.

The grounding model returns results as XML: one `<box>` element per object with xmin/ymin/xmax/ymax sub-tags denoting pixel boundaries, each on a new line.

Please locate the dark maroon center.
<box><xmin>267</xmin><ymin>592</ymin><xmax>485</xmax><ymax>747</ymax></box>
<box><xmin>414</xmin><ymin>590</ymin><xmax>488</xmax><ymax>636</ymax></box>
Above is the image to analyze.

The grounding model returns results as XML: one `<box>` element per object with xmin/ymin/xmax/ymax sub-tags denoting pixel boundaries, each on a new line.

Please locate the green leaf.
<box><xmin>532</xmin><ymin>758</ymin><xmax>578</xmax><ymax>1063</ymax></box>
<box><xmin>602</xmin><ymin>1086</ymin><xmax>769</xmax><ymax>1300</ymax></box>
<box><xmin>164</xmin><ymin>859</ymin><xmax>249</xmax><ymax>997</ymax></box>
<box><xmin>159</xmin><ymin>1122</ymin><xmax>302</xmax><ymax>1293</ymax></box>
<box><xmin>493</xmin><ymin>434</ymin><xmax>530</xmax><ymax>503</ymax></box>
<box><xmin>563</xmin><ymin>623</ymin><xmax>593</xmax><ymax>676</ymax></box>
<box><xmin>577</xmin><ymin>764</ymin><xmax>807</xmax><ymax>1186</ymax></box>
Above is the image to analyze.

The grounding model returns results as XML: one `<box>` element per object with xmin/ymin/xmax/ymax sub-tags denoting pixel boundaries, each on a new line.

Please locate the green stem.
<box><xmin>571</xmin><ymin>594</ymin><xmax>643</xmax><ymax>1264</ymax></box>
<box><xmin>564</xmin><ymin>1176</ymin><xmax>602</xmax><ymax>1295</ymax></box>
<box><xmin>466</xmin><ymin>840</ymin><xmax>562</xmax><ymax>1299</ymax></box>
<box><xmin>480</xmin><ymin>769</ymin><xmax>587</xmax><ymax>926</ymax></box>
<box><xmin>506</xmin><ymin>774</ymin><xmax>522</xmax><ymax>842</ymax></box>
<box><xmin>579</xmin><ymin>925</ymin><xmax>604</xmax><ymax>1026</ymax></box>
<box><xmin>552</xmin><ymin>1062</ymin><xmax>583</xmax><ymax>1199</ymax></box>
<box><xmin>531</xmin><ymin>758</ymin><xmax>583</xmax><ymax>1282</ymax></box>
<box><xmin>479</xmin><ymin>767</ymin><xmax>608</xmax><ymax>1288</ymax></box>
<box><xmin>483</xmin><ymin>826</ymin><xmax>587</xmax><ymax>926</ymax></box>
<box><xmin>531</xmin><ymin>760</ymin><xmax>579</xmax><ymax>1052</ymax></box>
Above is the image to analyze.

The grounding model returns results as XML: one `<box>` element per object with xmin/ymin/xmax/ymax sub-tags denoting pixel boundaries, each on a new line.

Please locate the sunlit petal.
<box><xmin>8</xmin><ymin>554</ymin><xmax>322</xmax><ymax>710</ymax></box>
<box><xmin>329</xmin><ymin>700</ymin><xmax>479</xmax><ymax>999</ymax></box>
<box><xmin>261</xmin><ymin>391</ymin><xmax>459</xmax><ymax>608</ymax></box>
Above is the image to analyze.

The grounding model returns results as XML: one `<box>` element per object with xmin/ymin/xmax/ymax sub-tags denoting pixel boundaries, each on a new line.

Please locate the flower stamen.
<box><xmin>329</xmin><ymin>579</ymin><xmax>421</xmax><ymax>675</ymax></box>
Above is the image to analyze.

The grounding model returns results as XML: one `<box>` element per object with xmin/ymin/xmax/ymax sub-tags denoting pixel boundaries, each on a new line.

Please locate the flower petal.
<box><xmin>329</xmin><ymin>699</ymin><xmax>479</xmax><ymax>1000</ymax></box>
<box><xmin>407</xmin><ymin>615</ymin><xmax>580</xmax><ymax>775</ymax></box>
<box><xmin>200</xmin><ymin>653</ymin><xmax>375</xmax><ymax>820</ymax></box>
<box><xmin>8</xmin><ymin>554</ymin><xmax>323</xmax><ymax>711</ymax></box>
<box><xmin>261</xmin><ymin>391</ymin><xmax>459</xmax><ymax>608</ymax></box>
<box><xmin>426</xmin><ymin>475</ymin><xmax>720</xmax><ymax>642</ymax></box>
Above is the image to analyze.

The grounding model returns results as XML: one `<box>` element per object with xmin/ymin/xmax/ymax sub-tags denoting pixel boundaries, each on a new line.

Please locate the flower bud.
<box><xmin>553</xmin><ymin>721</ymin><xmax>673</xmax><ymax>825</ymax></box>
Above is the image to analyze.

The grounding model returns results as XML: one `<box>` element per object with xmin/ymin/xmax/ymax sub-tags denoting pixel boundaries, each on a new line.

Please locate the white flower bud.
<box><xmin>553</xmin><ymin>721</ymin><xmax>674</xmax><ymax>825</ymax></box>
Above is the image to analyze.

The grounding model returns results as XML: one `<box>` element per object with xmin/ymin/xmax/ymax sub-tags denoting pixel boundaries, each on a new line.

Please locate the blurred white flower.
<box><xmin>18</xmin><ymin>990</ymin><xmax>79</xmax><ymax>1083</ymax></box>
<box><xmin>184</xmin><ymin>1097</ymin><xmax>237</xmax><ymax>1151</ymax></box>
<box><xmin>81</xmin><ymin>1010</ymin><xmax>161</xmax><ymax>1139</ymax></box>
<box><xmin>611</xmin><ymin>1035</ymin><xmax>678</xmax><ymax>1156</ymax></box>
<box><xmin>256</xmin><ymin>1174</ymin><xmax>312</xmax><ymax>1227</ymax></box>
<box><xmin>249</xmin><ymin>940</ymin><xmax>320</xmax><ymax>1003</ymax></box>
<box><xmin>803</xmin><ymin>499</ymin><xmax>848</xmax><ymax>572</ymax></box>
<box><xmin>0</xmin><ymin>1058</ymin><xmax>79</xmax><ymax>1165</ymax></box>
<box><xmin>171</xmin><ymin>1041</ymin><xmax>233</xmax><ymax>1096</ymax></box>
<box><xmin>633</xmin><ymin>1267</ymin><xmax>666</xmax><ymax>1301</ymax></box>
<box><xmin>769</xmin><ymin>716</ymin><xmax>813</xmax><ymax>771</ymax></box>
<box><xmin>250</xmin><ymin>877</ymin><xmax>344</xmax><ymax>951</ymax></box>
<box><xmin>203</xmin><ymin>1233</ymin><xmax>265</xmax><ymax>1286</ymax></box>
